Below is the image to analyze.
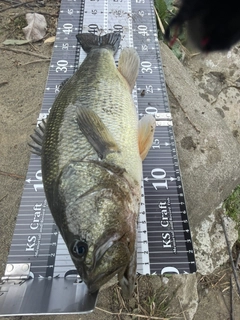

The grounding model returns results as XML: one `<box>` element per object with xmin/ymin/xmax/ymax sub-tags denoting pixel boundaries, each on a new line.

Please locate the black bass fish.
<box><xmin>165</xmin><ymin>0</ymin><xmax>240</xmax><ymax>52</ymax></box>
<box><xmin>30</xmin><ymin>32</ymin><xmax>155</xmax><ymax>298</ymax></box>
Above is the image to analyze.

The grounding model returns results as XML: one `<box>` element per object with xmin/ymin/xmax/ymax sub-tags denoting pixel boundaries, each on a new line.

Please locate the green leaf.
<box><xmin>154</xmin><ymin>0</ymin><xmax>167</xmax><ymax>21</ymax></box>
<box><xmin>164</xmin><ymin>0</ymin><xmax>174</xmax><ymax>10</ymax></box>
<box><xmin>171</xmin><ymin>42</ymin><xmax>183</xmax><ymax>60</ymax></box>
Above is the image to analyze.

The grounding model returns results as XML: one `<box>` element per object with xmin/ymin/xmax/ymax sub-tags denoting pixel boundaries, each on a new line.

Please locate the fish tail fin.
<box><xmin>76</xmin><ymin>32</ymin><xmax>121</xmax><ymax>54</ymax></box>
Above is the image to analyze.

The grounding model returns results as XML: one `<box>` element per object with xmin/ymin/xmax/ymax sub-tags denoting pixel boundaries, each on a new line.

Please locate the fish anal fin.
<box><xmin>76</xmin><ymin>106</ymin><xmax>120</xmax><ymax>159</ymax></box>
<box><xmin>118</xmin><ymin>48</ymin><xmax>140</xmax><ymax>91</ymax></box>
<box><xmin>138</xmin><ymin>115</ymin><xmax>156</xmax><ymax>161</ymax></box>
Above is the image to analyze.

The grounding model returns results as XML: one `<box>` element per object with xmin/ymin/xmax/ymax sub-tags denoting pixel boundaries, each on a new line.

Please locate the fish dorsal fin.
<box><xmin>138</xmin><ymin>114</ymin><xmax>156</xmax><ymax>161</ymax></box>
<box><xmin>28</xmin><ymin>118</ymin><xmax>47</xmax><ymax>156</ymax></box>
<box><xmin>76</xmin><ymin>106</ymin><xmax>120</xmax><ymax>159</ymax></box>
<box><xmin>118</xmin><ymin>48</ymin><xmax>140</xmax><ymax>91</ymax></box>
<box><xmin>59</xmin><ymin>77</ymin><xmax>69</xmax><ymax>91</ymax></box>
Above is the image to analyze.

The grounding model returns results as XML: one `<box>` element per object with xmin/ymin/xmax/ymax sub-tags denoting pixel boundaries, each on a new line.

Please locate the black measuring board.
<box><xmin>131</xmin><ymin>0</ymin><xmax>196</xmax><ymax>274</ymax></box>
<box><xmin>0</xmin><ymin>0</ymin><xmax>196</xmax><ymax>316</ymax></box>
<box><xmin>5</xmin><ymin>0</ymin><xmax>85</xmax><ymax>279</ymax></box>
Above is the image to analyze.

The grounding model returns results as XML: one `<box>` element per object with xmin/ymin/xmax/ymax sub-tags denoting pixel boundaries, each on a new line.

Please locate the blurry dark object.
<box><xmin>165</xmin><ymin>0</ymin><xmax>240</xmax><ymax>52</ymax></box>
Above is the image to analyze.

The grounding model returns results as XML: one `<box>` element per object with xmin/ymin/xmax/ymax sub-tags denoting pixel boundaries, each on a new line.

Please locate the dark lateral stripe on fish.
<box><xmin>76</xmin><ymin>32</ymin><xmax>121</xmax><ymax>54</ymax></box>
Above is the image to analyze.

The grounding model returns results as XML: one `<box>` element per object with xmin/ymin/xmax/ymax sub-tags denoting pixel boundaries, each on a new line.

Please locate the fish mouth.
<box><xmin>80</xmin><ymin>233</ymin><xmax>131</xmax><ymax>293</ymax></box>
<box><xmin>87</xmin><ymin>266</ymin><xmax>124</xmax><ymax>293</ymax></box>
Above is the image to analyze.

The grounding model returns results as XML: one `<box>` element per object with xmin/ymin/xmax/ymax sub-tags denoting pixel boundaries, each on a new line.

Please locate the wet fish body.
<box><xmin>30</xmin><ymin>33</ymin><xmax>155</xmax><ymax>298</ymax></box>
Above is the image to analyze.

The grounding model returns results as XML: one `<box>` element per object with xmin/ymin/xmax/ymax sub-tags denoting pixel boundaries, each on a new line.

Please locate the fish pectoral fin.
<box><xmin>76</xmin><ymin>106</ymin><xmax>120</xmax><ymax>159</ymax></box>
<box><xmin>138</xmin><ymin>114</ymin><xmax>156</xmax><ymax>161</ymax></box>
<box><xmin>118</xmin><ymin>48</ymin><xmax>140</xmax><ymax>91</ymax></box>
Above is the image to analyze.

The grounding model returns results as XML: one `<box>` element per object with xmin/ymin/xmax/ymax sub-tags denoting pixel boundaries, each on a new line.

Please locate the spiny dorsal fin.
<box><xmin>28</xmin><ymin>118</ymin><xmax>47</xmax><ymax>156</ymax></box>
<box><xmin>59</xmin><ymin>77</ymin><xmax>69</xmax><ymax>91</ymax></box>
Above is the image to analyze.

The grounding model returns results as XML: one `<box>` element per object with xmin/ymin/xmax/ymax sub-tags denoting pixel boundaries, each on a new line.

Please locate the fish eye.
<box><xmin>72</xmin><ymin>240</ymin><xmax>88</xmax><ymax>258</ymax></box>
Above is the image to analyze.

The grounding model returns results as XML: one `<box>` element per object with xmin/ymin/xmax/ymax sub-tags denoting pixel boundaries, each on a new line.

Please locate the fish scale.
<box><xmin>0</xmin><ymin>0</ymin><xmax>196</xmax><ymax>316</ymax></box>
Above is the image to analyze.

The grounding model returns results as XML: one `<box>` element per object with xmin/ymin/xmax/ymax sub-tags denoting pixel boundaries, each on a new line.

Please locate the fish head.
<box><xmin>67</xmin><ymin>235</ymin><xmax>136</xmax><ymax>297</ymax></box>
<box><xmin>58</xmin><ymin>162</ymin><xmax>140</xmax><ymax>297</ymax></box>
<box><xmin>83</xmin><ymin>230</ymin><xmax>136</xmax><ymax>296</ymax></box>
<box><xmin>66</xmin><ymin>194</ymin><xmax>138</xmax><ymax>298</ymax></box>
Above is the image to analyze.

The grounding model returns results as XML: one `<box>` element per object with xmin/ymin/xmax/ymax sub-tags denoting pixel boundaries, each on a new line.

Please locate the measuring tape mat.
<box><xmin>5</xmin><ymin>0</ymin><xmax>196</xmax><ymax>281</ymax></box>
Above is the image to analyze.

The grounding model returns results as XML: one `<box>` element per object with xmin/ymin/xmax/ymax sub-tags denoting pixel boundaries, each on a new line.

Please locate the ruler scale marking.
<box><xmin>0</xmin><ymin>0</ymin><xmax>195</xmax><ymax>316</ymax></box>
